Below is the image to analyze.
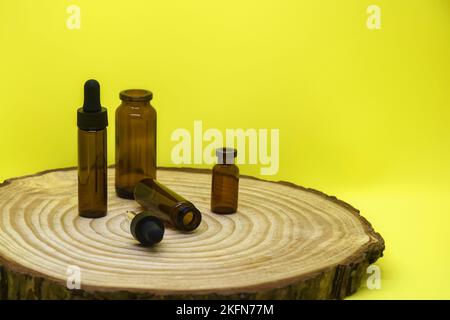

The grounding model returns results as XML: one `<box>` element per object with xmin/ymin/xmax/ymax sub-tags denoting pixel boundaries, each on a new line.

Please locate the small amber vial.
<box><xmin>211</xmin><ymin>148</ymin><xmax>239</xmax><ymax>214</ymax></box>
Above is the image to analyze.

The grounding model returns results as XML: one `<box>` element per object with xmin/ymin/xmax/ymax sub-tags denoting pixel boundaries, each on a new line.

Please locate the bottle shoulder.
<box><xmin>213</xmin><ymin>164</ymin><xmax>239</xmax><ymax>176</ymax></box>
<box><xmin>78</xmin><ymin>128</ymin><xmax>107</xmax><ymax>135</ymax></box>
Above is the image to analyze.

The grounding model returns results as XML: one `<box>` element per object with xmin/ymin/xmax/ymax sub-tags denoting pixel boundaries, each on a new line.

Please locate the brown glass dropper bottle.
<box><xmin>134</xmin><ymin>179</ymin><xmax>202</xmax><ymax>231</ymax></box>
<box><xmin>77</xmin><ymin>79</ymin><xmax>108</xmax><ymax>218</ymax></box>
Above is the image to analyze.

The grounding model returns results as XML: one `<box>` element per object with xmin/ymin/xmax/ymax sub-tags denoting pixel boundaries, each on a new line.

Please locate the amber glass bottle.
<box><xmin>134</xmin><ymin>179</ymin><xmax>202</xmax><ymax>231</ymax></box>
<box><xmin>211</xmin><ymin>148</ymin><xmax>239</xmax><ymax>214</ymax></box>
<box><xmin>115</xmin><ymin>89</ymin><xmax>156</xmax><ymax>199</ymax></box>
<box><xmin>77</xmin><ymin>80</ymin><xmax>108</xmax><ymax>218</ymax></box>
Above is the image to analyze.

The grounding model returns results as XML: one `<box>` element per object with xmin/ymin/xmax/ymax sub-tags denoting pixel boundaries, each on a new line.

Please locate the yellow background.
<box><xmin>0</xmin><ymin>0</ymin><xmax>449</xmax><ymax>299</ymax></box>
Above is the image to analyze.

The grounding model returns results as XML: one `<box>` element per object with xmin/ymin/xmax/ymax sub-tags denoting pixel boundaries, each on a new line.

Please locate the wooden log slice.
<box><xmin>0</xmin><ymin>167</ymin><xmax>384</xmax><ymax>300</ymax></box>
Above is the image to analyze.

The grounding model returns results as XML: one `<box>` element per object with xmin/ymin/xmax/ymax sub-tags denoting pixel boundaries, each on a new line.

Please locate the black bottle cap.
<box><xmin>130</xmin><ymin>212</ymin><xmax>165</xmax><ymax>246</ymax></box>
<box><xmin>77</xmin><ymin>79</ymin><xmax>108</xmax><ymax>131</ymax></box>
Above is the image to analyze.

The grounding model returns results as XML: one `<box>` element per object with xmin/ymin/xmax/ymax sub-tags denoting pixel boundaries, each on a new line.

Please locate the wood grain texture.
<box><xmin>0</xmin><ymin>167</ymin><xmax>384</xmax><ymax>300</ymax></box>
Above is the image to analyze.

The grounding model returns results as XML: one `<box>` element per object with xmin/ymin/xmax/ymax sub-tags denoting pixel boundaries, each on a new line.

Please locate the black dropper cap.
<box><xmin>77</xmin><ymin>79</ymin><xmax>108</xmax><ymax>131</ymax></box>
<box><xmin>130</xmin><ymin>212</ymin><xmax>165</xmax><ymax>246</ymax></box>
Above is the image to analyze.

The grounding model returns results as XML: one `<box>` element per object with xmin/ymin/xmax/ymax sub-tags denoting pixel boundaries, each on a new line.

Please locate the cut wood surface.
<box><xmin>0</xmin><ymin>167</ymin><xmax>384</xmax><ymax>299</ymax></box>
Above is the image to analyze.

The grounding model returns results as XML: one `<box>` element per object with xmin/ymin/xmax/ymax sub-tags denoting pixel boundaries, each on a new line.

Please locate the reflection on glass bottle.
<box><xmin>77</xmin><ymin>79</ymin><xmax>108</xmax><ymax>218</ymax></box>
<box><xmin>115</xmin><ymin>89</ymin><xmax>156</xmax><ymax>199</ymax></box>
<box><xmin>134</xmin><ymin>179</ymin><xmax>202</xmax><ymax>231</ymax></box>
<box><xmin>211</xmin><ymin>148</ymin><xmax>239</xmax><ymax>214</ymax></box>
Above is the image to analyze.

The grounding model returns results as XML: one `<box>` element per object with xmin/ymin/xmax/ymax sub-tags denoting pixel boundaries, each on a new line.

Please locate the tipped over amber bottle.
<box><xmin>134</xmin><ymin>179</ymin><xmax>202</xmax><ymax>231</ymax></box>
<box><xmin>115</xmin><ymin>89</ymin><xmax>156</xmax><ymax>199</ymax></box>
<box><xmin>211</xmin><ymin>148</ymin><xmax>239</xmax><ymax>214</ymax></box>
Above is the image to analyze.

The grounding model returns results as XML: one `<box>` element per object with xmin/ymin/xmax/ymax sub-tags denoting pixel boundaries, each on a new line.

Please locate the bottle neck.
<box><xmin>217</xmin><ymin>157</ymin><xmax>235</xmax><ymax>165</ymax></box>
<box><xmin>121</xmin><ymin>100</ymin><xmax>150</xmax><ymax>107</ymax></box>
<box><xmin>171</xmin><ymin>203</ymin><xmax>202</xmax><ymax>231</ymax></box>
